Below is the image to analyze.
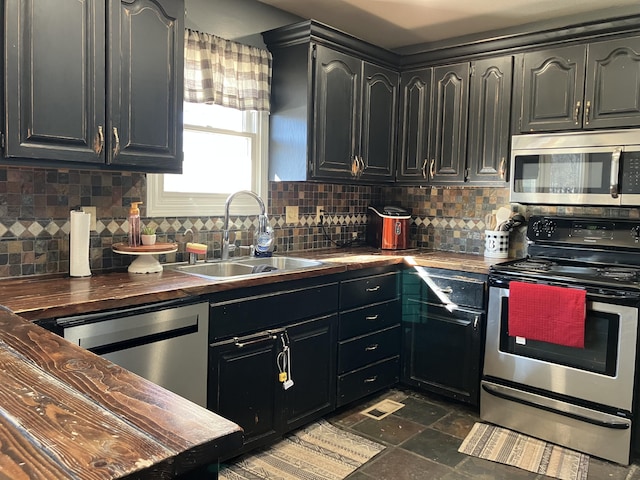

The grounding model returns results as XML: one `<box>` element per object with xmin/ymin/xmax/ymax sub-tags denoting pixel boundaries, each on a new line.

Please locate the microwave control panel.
<box><xmin>621</xmin><ymin>151</ymin><xmax>640</xmax><ymax>194</ymax></box>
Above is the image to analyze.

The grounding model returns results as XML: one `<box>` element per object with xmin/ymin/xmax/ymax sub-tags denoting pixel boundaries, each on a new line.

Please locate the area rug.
<box><xmin>458</xmin><ymin>422</ymin><xmax>589</xmax><ymax>480</ymax></box>
<box><xmin>219</xmin><ymin>419</ymin><xmax>385</xmax><ymax>480</ymax></box>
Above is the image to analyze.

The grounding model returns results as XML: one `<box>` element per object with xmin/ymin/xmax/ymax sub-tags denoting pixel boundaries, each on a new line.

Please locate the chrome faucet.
<box><xmin>221</xmin><ymin>190</ymin><xmax>267</xmax><ymax>260</ymax></box>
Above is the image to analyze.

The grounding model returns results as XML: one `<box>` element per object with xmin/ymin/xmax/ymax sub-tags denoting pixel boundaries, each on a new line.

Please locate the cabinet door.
<box><xmin>402</xmin><ymin>301</ymin><xmax>483</xmax><ymax>406</ymax></box>
<box><xmin>584</xmin><ymin>36</ymin><xmax>640</xmax><ymax>129</ymax></box>
<box><xmin>4</xmin><ymin>0</ymin><xmax>105</xmax><ymax>164</ymax></box>
<box><xmin>283</xmin><ymin>315</ymin><xmax>336</xmax><ymax>432</ymax></box>
<box><xmin>360</xmin><ymin>63</ymin><xmax>398</xmax><ymax>182</ymax></box>
<box><xmin>428</xmin><ymin>63</ymin><xmax>469</xmax><ymax>183</ymax></box>
<box><xmin>467</xmin><ymin>56</ymin><xmax>512</xmax><ymax>184</ymax></box>
<box><xmin>397</xmin><ymin>69</ymin><xmax>432</xmax><ymax>183</ymax></box>
<box><xmin>108</xmin><ymin>0</ymin><xmax>184</xmax><ymax>172</ymax></box>
<box><xmin>519</xmin><ymin>45</ymin><xmax>586</xmax><ymax>132</ymax></box>
<box><xmin>209</xmin><ymin>332</ymin><xmax>281</xmax><ymax>453</ymax></box>
<box><xmin>312</xmin><ymin>45</ymin><xmax>361</xmax><ymax>179</ymax></box>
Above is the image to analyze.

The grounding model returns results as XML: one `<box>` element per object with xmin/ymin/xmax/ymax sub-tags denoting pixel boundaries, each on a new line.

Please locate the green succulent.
<box><xmin>141</xmin><ymin>225</ymin><xmax>157</xmax><ymax>235</ymax></box>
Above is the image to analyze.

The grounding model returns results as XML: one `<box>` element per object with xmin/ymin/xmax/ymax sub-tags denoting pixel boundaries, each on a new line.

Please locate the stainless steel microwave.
<box><xmin>510</xmin><ymin>129</ymin><xmax>640</xmax><ymax>206</ymax></box>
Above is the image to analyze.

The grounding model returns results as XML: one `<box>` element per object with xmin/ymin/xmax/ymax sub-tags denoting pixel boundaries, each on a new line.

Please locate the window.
<box><xmin>147</xmin><ymin>102</ymin><xmax>268</xmax><ymax>217</ymax></box>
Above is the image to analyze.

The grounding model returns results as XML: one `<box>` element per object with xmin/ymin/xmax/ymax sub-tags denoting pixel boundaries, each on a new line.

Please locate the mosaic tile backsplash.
<box><xmin>1</xmin><ymin>165</ymin><xmax>639</xmax><ymax>278</ymax></box>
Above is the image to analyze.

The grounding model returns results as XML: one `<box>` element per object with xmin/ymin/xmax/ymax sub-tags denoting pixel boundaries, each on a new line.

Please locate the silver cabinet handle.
<box><xmin>364</xmin><ymin>376</ymin><xmax>378</xmax><ymax>383</ymax></box>
<box><xmin>365</xmin><ymin>285</ymin><xmax>381</xmax><ymax>292</ymax></box>
<box><xmin>574</xmin><ymin>101</ymin><xmax>582</xmax><ymax>125</ymax></box>
<box><xmin>365</xmin><ymin>344</ymin><xmax>379</xmax><ymax>351</ymax></box>
<box><xmin>498</xmin><ymin>157</ymin><xmax>506</xmax><ymax>180</ymax></box>
<box><xmin>112</xmin><ymin>127</ymin><xmax>121</xmax><ymax>160</ymax></box>
<box><xmin>439</xmin><ymin>286</ymin><xmax>453</xmax><ymax>294</ymax></box>
<box><xmin>421</xmin><ymin>159</ymin><xmax>428</xmax><ymax>178</ymax></box>
<box><xmin>365</xmin><ymin>315</ymin><xmax>379</xmax><ymax>321</ymax></box>
<box><xmin>473</xmin><ymin>315</ymin><xmax>479</xmax><ymax>329</ymax></box>
<box><xmin>234</xmin><ymin>334</ymin><xmax>277</xmax><ymax>348</ymax></box>
<box><xmin>585</xmin><ymin>100</ymin><xmax>591</xmax><ymax>125</ymax></box>
<box><xmin>94</xmin><ymin>125</ymin><xmax>104</xmax><ymax>156</ymax></box>
<box><xmin>429</xmin><ymin>159</ymin><xmax>435</xmax><ymax>179</ymax></box>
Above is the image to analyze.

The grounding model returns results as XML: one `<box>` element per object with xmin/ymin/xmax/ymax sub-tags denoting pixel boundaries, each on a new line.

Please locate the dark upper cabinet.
<box><xmin>397</xmin><ymin>57</ymin><xmax>510</xmax><ymax>185</ymax></box>
<box><xmin>467</xmin><ymin>56</ymin><xmax>512</xmax><ymax>183</ymax></box>
<box><xmin>397</xmin><ymin>69</ymin><xmax>432</xmax><ymax>182</ymax></box>
<box><xmin>312</xmin><ymin>46</ymin><xmax>361</xmax><ymax>179</ymax></box>
<box><xmin>515</xmin><ymin>35</ymin><xmax>640</xmax><ymax>133</ymax></box>
<box><xmin>429</xmin><ymin>62</ymin><xmax>470</xmax><ymax>183</ymax></box>
<box><xmin>264</xmin><ymin>21</ymin><xmax>399</xmax><ymax>184</ymax></box>
<box><xmin>3</xmin><ymin>0</ymin><xmax>183</xmax><ymax>173</ymax></box>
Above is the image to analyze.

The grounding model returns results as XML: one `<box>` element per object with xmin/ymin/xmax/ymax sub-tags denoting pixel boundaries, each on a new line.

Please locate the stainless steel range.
<box><xmin>481</xmin><ymin>215</ymin><xmax>640</xmax><ymax>465</ymax></box>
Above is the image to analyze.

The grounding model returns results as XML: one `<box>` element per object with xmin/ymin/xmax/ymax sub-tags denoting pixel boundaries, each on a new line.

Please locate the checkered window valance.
<box><xmin>184</xmin><ymin>29</ymin><xmax>272</xmax><ymax>112</ymax></box>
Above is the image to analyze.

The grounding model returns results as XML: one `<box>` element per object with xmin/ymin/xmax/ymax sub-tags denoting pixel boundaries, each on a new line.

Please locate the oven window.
<box><xmin>513</xmin><ymin>153</ymin><xmax>611</xmax><ymax>194</ymax></box>
<box><xmin>498</xmin><ymin>296</ymin><xmax>619</xmax><ymax>376</ymax></box>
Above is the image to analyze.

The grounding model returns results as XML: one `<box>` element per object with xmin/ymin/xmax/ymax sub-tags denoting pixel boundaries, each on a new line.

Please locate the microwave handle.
<box><xmin>610</xmin><ymin>147</ymin><xmax>621</xmax><ymax>198</ymax></box>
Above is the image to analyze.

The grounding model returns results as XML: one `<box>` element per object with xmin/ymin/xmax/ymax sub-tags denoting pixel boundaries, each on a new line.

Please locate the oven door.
<box><xmin>484</xmin><ymin>284</ymin><xmax>638</xmax><ymax>412</ymax></box>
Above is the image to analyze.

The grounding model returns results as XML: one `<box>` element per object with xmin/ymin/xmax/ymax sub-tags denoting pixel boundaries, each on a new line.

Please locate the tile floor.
<box><xmin>327</xmin><ymin>388</ymin><xmax>640</xmax><ymax>480</ymax></box>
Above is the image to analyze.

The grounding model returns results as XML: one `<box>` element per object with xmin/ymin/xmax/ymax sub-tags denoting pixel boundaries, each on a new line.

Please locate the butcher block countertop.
<box><xmin>1</xmin><ymin>248</ymin><xmax>500</xmax><ymax>321</ymax></box>
<box><xmin>0</xmin><ymin>248</ymin><xmax>501</xmax><ymax>479</ymax></box>
<box><xmin>0</xmin><ymin>308</ymin><xmax>243</xmax><ymax>479</ymax></box>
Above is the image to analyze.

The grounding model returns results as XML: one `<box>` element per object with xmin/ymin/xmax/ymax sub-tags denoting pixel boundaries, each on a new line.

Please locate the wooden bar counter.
<box><xmin>0</xmin><ymin>309</ymin><xmax>242</xmax><ymax>479</ymax></box>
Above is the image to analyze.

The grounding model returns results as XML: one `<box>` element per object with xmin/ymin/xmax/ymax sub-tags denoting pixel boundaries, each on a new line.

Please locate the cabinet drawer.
<box><xmin>210</xmin><ymin>283</ymin><xmax>339</xmax><ymax>340</ymax></box>
<box><xmin>405</xmin><ymin>270</ymin><xmax>484</xmax><ymax>308</ymax></box>
<box><xmin>340</xmin><ymin>272</ymin><xmax>398</xmax><ymax>310</ymax></box>
<box><xmin>337</xmin><ymin>356</ymin><xmax>400</xmax><ymax>407</ymax></box>
<box><xmin>339</xmin><ymin>300</ymin><xmax>400</xmax><ymax>340</ymax></box>
<box><xmin>338</xmin><ymin>325</ymin><xmax>401</xmax><ymax>374</ymax></box>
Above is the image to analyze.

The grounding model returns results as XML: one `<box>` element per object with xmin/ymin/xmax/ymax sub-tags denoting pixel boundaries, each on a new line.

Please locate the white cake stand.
<box><xmin>112</xmin><ymin>243</ymin><xmax>178</xmax><ymax>274</ymax></box>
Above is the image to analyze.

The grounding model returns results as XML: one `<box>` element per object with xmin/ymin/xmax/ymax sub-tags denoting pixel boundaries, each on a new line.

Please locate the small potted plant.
<box><xmin>141</xmin><ymin>225</ymin><xmax>157</xmax><ymax>246</ymax></box>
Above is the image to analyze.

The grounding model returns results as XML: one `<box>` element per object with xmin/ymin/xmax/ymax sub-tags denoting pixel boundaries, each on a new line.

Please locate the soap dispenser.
<box><xmin>128</xmin><ymin>202</ymin><xmax>143</xmax><ymax>247</ymax></box>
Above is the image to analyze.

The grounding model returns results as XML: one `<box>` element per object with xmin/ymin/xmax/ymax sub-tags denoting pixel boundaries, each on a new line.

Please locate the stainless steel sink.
<box><xmin>239</xmin><ymin>257</ymin><xmax>323</xmax><ymax>270</ymax></box>
<box><xmin>166</xmin><ymin>256</ymin><xmax>324</xmax><ymax>280</ymax></box>
<box><xmin>172</xmin><ymin>262</ymin><xmax>256</xmax><ymax>277</ymax></box>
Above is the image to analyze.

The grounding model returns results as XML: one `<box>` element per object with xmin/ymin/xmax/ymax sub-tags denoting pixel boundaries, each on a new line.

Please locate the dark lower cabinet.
<box><xmin>401</xmin><ymin>267</ymin><xmax>486</xmax><ymax>406</ymax></box>
<box><xmin>208</xmin><ymin>280</ymin><xmax>339</xmax><ymax>457</ymax></box>
<box><xmin>337</xmin><ymin>269</ymin><xmax>402</xmax><ymax>407</ymax></box>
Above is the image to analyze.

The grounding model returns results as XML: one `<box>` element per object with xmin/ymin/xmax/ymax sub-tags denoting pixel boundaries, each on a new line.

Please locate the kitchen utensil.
<box><xmin>495</xmin><ymin>207</ymin><xmax>511</xmax><ymax>230</ymax></box>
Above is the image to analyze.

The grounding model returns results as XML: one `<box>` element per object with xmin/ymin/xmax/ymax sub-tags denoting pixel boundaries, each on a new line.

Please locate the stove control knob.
<box><xmin>631</xmin><ymin>226</ymin><xmax>640</xmax><ymax>242</ymax></box>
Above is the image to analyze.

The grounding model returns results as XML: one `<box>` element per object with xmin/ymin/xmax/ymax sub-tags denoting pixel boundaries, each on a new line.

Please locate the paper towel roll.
<box><xmin>70</xmin><ymin>210</ymin><xmax>91</xmax><ymax>277</ymax></box>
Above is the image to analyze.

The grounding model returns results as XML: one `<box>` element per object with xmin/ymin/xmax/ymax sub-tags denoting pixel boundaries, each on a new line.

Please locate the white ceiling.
<box><xmin>257</xmin><ymin>0</ymin><xmax>640</xmax><ymax>51</ymax></box>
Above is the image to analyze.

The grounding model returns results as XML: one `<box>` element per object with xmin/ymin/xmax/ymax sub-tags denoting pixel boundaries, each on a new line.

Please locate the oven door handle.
<box><xmin>610</xmin><ymin>147</ymin><xmax>621</xmax><ymax>198</ymax></box>
<box><xmin>482</xmin><ymin>383</ymin><xmax>630</xmax><ymax>430</ymax></box>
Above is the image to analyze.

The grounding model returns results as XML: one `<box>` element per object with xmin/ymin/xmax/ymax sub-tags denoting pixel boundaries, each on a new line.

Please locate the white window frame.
<box><xmin>146</xmin><ymin>109</ymin><xmax>269</xmax><ymax>217</ymax></box>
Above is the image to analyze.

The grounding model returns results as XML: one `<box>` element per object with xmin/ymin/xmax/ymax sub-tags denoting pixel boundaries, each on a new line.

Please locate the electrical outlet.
<box><xmin>285</xmin><ymin>205</ymin><xmax>299</xmax><ymax>224</ymax></box>
<box><xmin>352</xmin><ymin>232</ymin><xmax>358</xmax><ymax>240</ymax></box>
<box><xmin>81</xmin><ymin>206</ymin><xmax>97</xmax><ymax>231</ymax></box>
<box><xmin>316</xmin><ymin>206</ymin><xmax>324</xmax><ymax>223</ymax></box>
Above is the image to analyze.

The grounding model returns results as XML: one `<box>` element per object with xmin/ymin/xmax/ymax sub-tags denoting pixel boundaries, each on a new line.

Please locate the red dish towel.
<box><xmin>508</xmin><ymin>281</ymin><xmax>586</xmax><ymax>348</ymax></box>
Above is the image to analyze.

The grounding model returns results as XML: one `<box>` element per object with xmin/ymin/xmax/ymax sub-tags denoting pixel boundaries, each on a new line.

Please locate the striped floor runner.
<box><xmin>459</xmin><ymin>422</ymin><xmax>589</xmax><ymax>480</ymax></box>
<box><xmin>220</xmin><ymin>419</ymin><xmax>385</xmax><ymax>480</ymax></box>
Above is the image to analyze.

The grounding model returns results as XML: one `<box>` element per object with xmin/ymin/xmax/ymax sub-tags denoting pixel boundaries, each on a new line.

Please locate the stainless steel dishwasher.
<box><xmin>57</xmin><ymin>300</ymin><xmax>208</xmax><ymax>407</ymax></box>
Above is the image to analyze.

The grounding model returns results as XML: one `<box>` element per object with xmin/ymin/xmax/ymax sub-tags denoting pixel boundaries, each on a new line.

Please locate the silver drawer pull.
<box><xmin>439</xmin><ymin>286</ymin><xmax>453</xmax><ymax>294</ymax></box>
<box><xmin>364</xmin><ymin>376</ymin><xmax>378</xmax><ymax>383</ymax></box>
<box><xmin>365</xmin><ymin>285</ymin><xmax>381</xmax><ymax>292</ymax></box>
<box><xmin>365</xmin><ymin>344</ymin><xmax>379</xmax><ymax>351</ymax></box>
<box><xmin>365</xmin><ymin>315</ymin><xmax>379</xmax><ymax>321</ymax></box>
<box><xmin>235</xmin><ymin>334</ymin><xmax>277</xmax><ymax>348</ymax></box>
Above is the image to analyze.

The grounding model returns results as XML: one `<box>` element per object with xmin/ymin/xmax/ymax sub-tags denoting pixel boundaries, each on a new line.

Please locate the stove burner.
<box><xmin>511</xmin><ymin>259</ymin><xmax>554</xmax><ymax>271</ymax></box>
<box><xmin>597</xmin><ymin>267</ymin><xmax>640</xmax><ymax>281</ymax></box>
